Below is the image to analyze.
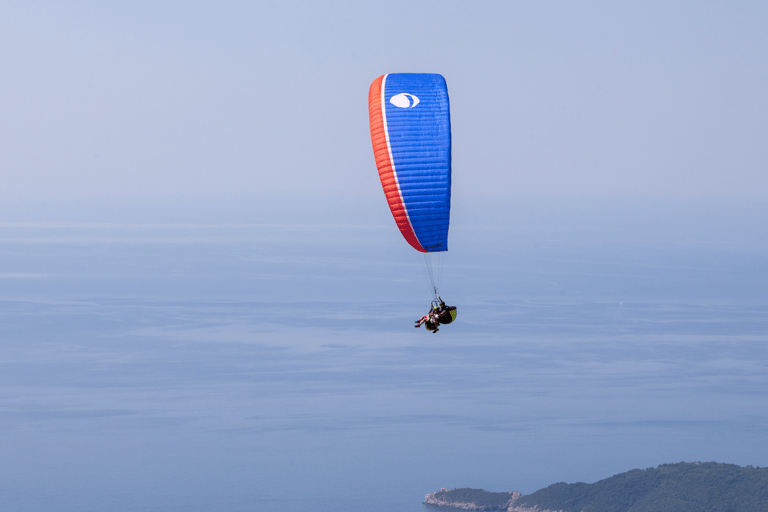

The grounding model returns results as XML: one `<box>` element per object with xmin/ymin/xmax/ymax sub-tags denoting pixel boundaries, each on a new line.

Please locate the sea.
<box><xmin>1</xmin><ymin>201</ymin><xmax>767</xmax><ymax>511</ymax></box>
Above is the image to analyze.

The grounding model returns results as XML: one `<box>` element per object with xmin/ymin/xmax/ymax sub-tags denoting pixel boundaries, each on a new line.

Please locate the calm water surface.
<box><xmin>1</xmin><ymin>222</ymin><xmax>766</xmax><ymax>511</ymax></box>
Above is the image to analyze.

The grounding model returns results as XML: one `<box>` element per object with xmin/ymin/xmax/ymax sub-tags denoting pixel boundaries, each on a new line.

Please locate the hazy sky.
<box><xmin>2</xmin><ymin>0</ymin><xmax>767</xmax><ymax>222</ymax></box>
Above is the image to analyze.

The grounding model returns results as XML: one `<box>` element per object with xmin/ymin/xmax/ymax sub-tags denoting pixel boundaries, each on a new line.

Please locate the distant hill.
<box><xmin>424</xmin><ymin>462</ymin><xmax>768</xmax><ymax>512</ymax></box>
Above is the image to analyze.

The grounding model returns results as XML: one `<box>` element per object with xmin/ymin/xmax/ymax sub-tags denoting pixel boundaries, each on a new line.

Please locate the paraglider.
<box><xmin>414</xmin><ymin>297</ymin><xmax>457</xmax><ymax>333</ymax></box>
<box><xmin>367</xmin><ymin>73</ymin><xmax>457</xmax><ymax>331</ymax></box>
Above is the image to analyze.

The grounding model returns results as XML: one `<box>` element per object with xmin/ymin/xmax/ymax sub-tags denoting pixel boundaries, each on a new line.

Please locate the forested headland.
<box><xmin>424</xmin><ymin>462</ymin><xmax>768</xmax><ymax>512</ymax></box>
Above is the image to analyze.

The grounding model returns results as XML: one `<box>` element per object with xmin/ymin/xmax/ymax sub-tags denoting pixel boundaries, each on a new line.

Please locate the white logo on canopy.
<box><xmin>390</xmin><ymin>93</ymin><xmax>420</xmax><ymax>108</ymax></box>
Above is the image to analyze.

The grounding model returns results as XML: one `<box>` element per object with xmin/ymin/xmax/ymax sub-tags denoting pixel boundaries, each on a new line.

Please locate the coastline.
<box><xmin>423</xmin><ymin>489</ymin><xmax>554</xmax><ymax>512</ymax></box>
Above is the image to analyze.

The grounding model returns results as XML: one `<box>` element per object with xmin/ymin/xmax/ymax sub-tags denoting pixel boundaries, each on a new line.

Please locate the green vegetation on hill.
<box><xmin>433</xmin><ymin>488</ymin><xmax>514</xmax><ymax>510</ymax></box>
<box><xmin>428</xmin><ymin>462</ymin><xmax>768</xmax><ymax>512</ymax></box>
<box><xmin>518</xmin><ymin>462</ymin><xmax>768</xmax><ymax>512</ymax></box>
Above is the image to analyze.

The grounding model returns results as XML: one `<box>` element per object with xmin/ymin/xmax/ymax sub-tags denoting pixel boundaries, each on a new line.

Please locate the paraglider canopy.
<box><xmin>368</xmin><ymin>73</ymin><xmax>451</xmax><ymax>254</ymax></box>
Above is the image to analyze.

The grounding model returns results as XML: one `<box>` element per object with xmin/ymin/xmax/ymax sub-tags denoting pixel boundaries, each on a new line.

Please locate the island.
<box><xmin>424</xmin><ymin>462</ymin><xmax>768</xmax><ymax>512</ymax></box>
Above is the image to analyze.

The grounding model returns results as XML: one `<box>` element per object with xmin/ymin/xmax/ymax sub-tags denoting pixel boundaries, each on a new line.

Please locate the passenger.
<box><xmin>415</xmin><ymin>303</ymin><xmax>444</xmax><ymax>332</ymax></box>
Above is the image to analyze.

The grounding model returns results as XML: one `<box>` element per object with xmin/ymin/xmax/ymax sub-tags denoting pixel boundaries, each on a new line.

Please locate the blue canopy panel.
<box><xmin>368</xmin><ymin>73</ymin><xmax>451</xmax><ymax>253</ymax></box>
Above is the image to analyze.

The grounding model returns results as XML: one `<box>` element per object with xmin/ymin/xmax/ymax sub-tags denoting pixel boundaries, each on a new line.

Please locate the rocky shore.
<box><xmin>424</xmin><ymin>488</ymin><xmax>558</xmax><ymax>512</ymax></box>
